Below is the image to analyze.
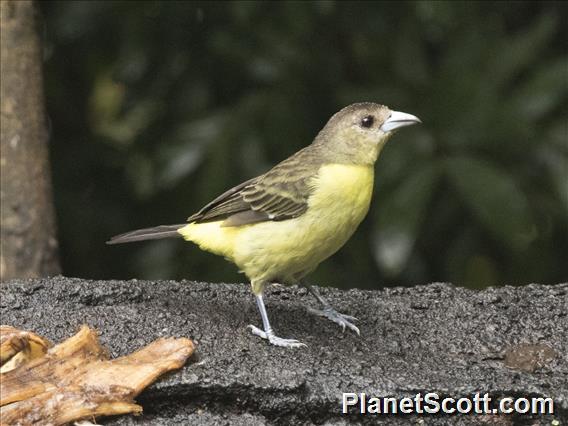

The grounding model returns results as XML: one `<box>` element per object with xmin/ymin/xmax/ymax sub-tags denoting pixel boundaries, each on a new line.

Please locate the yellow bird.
<box><xmin>108</xmin><ymin>103</ymin><xmax>421</xmax><ymax>347</ymax></box>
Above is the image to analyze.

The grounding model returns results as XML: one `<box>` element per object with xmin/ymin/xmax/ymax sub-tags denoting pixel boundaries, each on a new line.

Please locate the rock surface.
<box><xmin>1</xmin><ymin>277</ymin><xmax>566</xmax><ymax>425</ymax></box>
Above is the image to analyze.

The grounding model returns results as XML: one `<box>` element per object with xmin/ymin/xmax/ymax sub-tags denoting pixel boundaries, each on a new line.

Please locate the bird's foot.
<box><xmin>248</xmin><ymin>325</ymin><xmax>306</xmax><ymax>348</ymax></box>
<box><xmin>308</xmin><ymin>306</ymin><xmax>360</xmax><ymax>335</ymax></box>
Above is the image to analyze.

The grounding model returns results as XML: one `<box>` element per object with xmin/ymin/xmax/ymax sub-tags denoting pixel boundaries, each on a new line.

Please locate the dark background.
<box><xmin>40</xmin><ymin>1</ymin><xmax>568</xmax><ymax>289</ymax></box>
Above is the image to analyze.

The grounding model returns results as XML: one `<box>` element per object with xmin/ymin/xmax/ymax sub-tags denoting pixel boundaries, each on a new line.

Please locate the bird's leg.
<box><xmin>305</xmin><ymin>284</ymin><xmax>360</xmax><ymax>335</ymax></box>
<box><xmin>248</xmin><ymin>293</ymin><xmax>306</xmax><ymax>348</ymax></box>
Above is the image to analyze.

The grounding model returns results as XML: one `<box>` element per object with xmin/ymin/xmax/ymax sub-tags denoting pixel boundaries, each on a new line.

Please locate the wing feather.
<box><xmin>187</xmin><ymin>147</ymin><xmax>320</xmax><ymax>227</ymax></box>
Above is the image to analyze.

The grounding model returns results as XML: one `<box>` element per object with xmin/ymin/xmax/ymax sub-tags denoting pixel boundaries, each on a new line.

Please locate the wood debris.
<box><xmin>0</xmin><ymin>325</ymin><xmax>194</xmax><ymax>425</ymax></box>
<box><xmin>0</xmin><ymin>326</ymin><xmax>51</xmax><ymax>374</ymax></box>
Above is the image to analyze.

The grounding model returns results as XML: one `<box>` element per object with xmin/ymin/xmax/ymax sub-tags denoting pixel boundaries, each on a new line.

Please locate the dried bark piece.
<box><xmin>0</xmin><ymin>325</ymin><xmax>194</xmax><ymax>425</ymax></box>
<box><xmin>2</xmin><ymin>385</ymin><xmax>142</xmax><ymax>425</ymax></box>
<box><xmin>0</xmin><ymin>326</ymin><xmax>52</xmax><ymax>373</ymax></box>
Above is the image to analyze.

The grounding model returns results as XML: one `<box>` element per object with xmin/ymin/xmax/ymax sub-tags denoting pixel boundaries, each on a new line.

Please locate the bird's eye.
<box><xmin>361</xmin><ymin>115</ymin><xmax>374</xmax><ymax>128</ymax></box>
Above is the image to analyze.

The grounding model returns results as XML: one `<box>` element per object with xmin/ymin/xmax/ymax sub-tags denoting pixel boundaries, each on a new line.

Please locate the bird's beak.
<box><xmin>380</xmin><ymin>110</ymin><xmax>422</xmax><ymax>132</ymax></box>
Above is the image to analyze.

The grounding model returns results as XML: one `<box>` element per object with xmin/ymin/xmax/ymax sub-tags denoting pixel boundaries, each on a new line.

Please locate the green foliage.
<box><xmin>41</xmin><ymin>1</ymin><xmax>568</xmax><ymax>288</ymax></box>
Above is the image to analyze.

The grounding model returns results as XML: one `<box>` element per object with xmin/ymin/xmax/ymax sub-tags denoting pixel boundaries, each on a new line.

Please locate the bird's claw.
<box><xmin>308</xmin><ymin>307</ymin><xmax>361</xmax><ymax>335</ymax></box>
<box><xmin>248</xmin><ymin>325</ymin><xmax>306</xmax><ymax>348</ymax></box>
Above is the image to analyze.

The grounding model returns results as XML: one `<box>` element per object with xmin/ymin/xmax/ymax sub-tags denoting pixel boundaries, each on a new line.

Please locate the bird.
<box><xmin>107</xmin><ymin>102</ymin><xmax>421</xmax><ymax>347</ymax></box>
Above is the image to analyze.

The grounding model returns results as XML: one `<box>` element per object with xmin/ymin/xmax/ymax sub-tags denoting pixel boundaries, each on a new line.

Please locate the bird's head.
<box><xmin>315</xmin><ymin>102</ymin><xmax>421</xmax><ymax>165</ymax></box>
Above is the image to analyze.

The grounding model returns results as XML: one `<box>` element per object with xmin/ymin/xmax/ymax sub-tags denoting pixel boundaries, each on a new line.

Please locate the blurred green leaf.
<box><xmin>446</xmin><ymin>157</ymin><xmax>537</xmax><ymax>251</ymax></box>
<box><xmin>393</xmin><ymin>21</ymin><xmax>429</xmax><ymax>87</ymax></box>
<box><xmin>464</xmin><ymin>255</ymin><xmax>498</xmax><ymax>289</ymax></box>
<box><xmin>511</xmin><ymin>57</ymin><xmax>568</xmax><ymax>120</ymax></box>
<box><xmin>488</xmin><ymin>13</ymin><xmax>557</xmax><ymax>90</ymax></box>
<box><xmin>126</xmin><ymin>152</ymin><xmax>155</xmax><ymax>199</ymax></box>
<box><xmin>540</xmin><ymin>145</ymin><xmax>568</xmax><ymax>216</ymax></box>
<box><xmin>373</xmin><ymin>162</ymin><xmax>441</xmax><ymax>276</ymax></box>
<box><xmin>157</xmin><ymin>113</ymin><xmax>228</xmax><ymax>189</ymax></box>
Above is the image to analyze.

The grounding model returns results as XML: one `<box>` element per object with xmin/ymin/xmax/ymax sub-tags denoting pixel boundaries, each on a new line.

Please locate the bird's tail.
<box><xmin>106</xmin><ymin>224</ymin><xmax>185</xmax><ymax>245</ymax></box>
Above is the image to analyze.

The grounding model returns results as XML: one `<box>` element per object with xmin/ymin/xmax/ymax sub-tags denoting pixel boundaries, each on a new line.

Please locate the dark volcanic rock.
<box><xmin>1</xmin><ymin>277</ymin><xmax>566</xmax><ymax>425</ymax></box>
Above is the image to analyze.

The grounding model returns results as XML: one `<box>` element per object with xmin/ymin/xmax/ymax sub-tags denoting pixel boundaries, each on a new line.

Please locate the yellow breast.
<box><xmin>234</xmin><ymin>163</ymin><xmax>374</xmax><ymax>282</ymax></box>
<box><xmin>179</xmin><ymin>164</ymin><xmax>374</xmax><ymax>284</ymax></box>
<box><xmin>307</xmin><ymin>163</ymin><xmax>374</xmax><ymax>228</ymax></box>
